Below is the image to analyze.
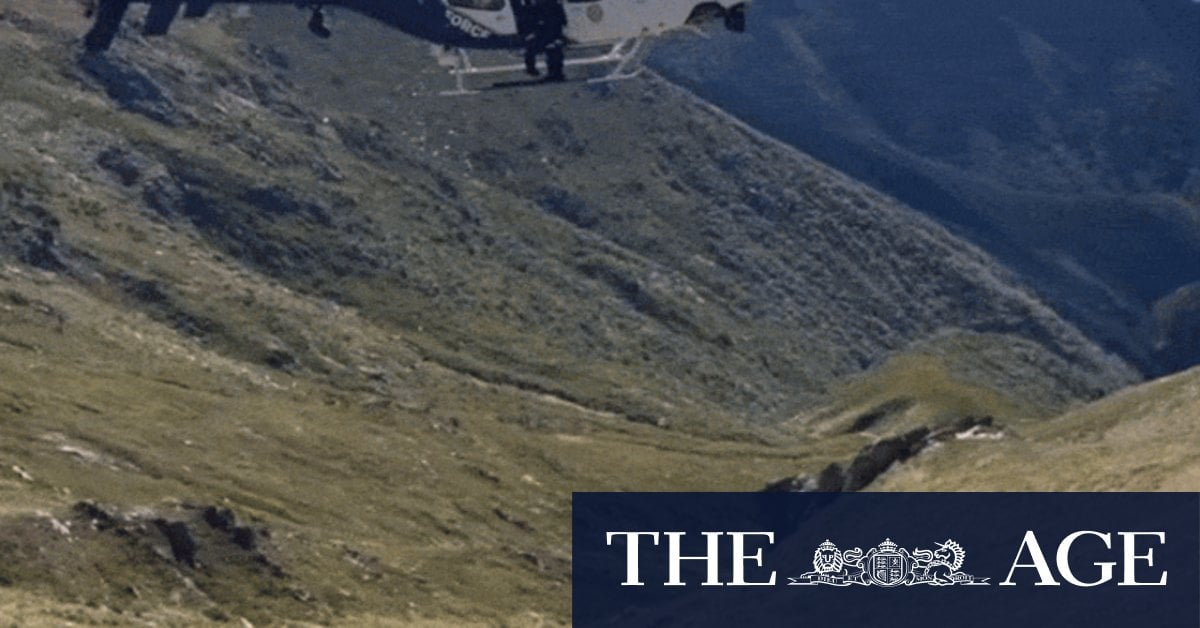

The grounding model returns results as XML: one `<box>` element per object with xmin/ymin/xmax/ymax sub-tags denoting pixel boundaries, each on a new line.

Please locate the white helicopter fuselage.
<box><xmin>565</xmin><ymin>0</ymin><xmax>740</xmax><ymax>43</ymax></box>
<box><xmin>447</xmin><ymin>0</ymin><xmax>748</xmax><ymax>46</ymax></box>
<box><xmin>81</xmin><ymin>0</ymin><xmax>749</xmax><ymax>95</ymax></box>
<box><xmin>83</xmin><ymin>0</ymin><xmax>749</xmax><ymax>57</ymax></box>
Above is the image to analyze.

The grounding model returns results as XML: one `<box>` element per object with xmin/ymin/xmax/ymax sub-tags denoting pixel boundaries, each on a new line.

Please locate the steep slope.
<box><xmin>1</xmin><ymin>252</ymin><xmax>853</xmax><ymax>625</ymax></box>
<box><xmin>655</xmin><ymin>0</ymin><xmax>1200</xmax><ymax>374</ymax></box>
<box><xmin>0</xmin><ymin>1</ymin><xmax>1159</xmax><ymax>624</ymax></box>
<box><xmin>876</xmin><ymin>365</ymin><xmax>1200</xmax><ymax>491</ymax></box>
<box><xmin>31</xmin><ymin>0</ymin><xmax>1133</xmax><ymax>431</ymax></box>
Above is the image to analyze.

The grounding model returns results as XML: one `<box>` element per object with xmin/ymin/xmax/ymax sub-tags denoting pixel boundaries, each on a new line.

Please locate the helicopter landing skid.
<box><xmin>438</xmin><ymin>38</ymin><xmax>647</xmax><ymax>96</ymax></box>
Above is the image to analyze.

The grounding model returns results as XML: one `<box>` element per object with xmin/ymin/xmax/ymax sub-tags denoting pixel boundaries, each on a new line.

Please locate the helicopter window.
<box><xmin>447</xmin><ymin>0</ymin><xmax>507</xmax><ymax>10</ymax></box>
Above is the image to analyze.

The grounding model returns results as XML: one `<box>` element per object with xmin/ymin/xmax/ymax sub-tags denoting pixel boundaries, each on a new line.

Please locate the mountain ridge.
<box><xmin>0</xmin><ymin>1</ymin><xmax>1183</xmax><ymax>624</ymax></box>
<box><xmin>654</xmin><ymin>0</ymin><xmax>1200</xmax><ymax>375</ymax></box>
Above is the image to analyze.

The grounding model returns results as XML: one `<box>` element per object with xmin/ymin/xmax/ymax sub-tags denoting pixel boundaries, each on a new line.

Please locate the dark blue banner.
<box><xmin>573</xmin><ymin>493</ymin><xmax>1200</xmax><ymax>627</ymax></box>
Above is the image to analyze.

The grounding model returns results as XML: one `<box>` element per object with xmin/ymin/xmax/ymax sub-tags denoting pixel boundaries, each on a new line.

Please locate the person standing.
<box><xmin>514</xmin><ymin>0</ymin><xmax>567</xmax><ymax>82</ymax></box>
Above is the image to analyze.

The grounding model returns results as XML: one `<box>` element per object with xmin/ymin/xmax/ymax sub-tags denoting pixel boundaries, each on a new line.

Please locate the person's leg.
<box><xmin>524</xmin><ymin>46</ymin><xmax>540</xmax><ymax>76</ymax></box>
<box><xmin>84</xmin><ymin>0</ymin><xmax>131</xmax><ymax>52</ymax></box>
<box><xmin>545</xmin><ymin>42</ymin><xmax>565</xmax><ymax>81</ymax></box>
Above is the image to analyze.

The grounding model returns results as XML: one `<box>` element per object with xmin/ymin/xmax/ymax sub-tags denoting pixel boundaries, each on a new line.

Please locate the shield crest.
<box><xmin>868</xmin><ymin>549</ymin><xmax>902</xmax><ymax>585</ymax></box>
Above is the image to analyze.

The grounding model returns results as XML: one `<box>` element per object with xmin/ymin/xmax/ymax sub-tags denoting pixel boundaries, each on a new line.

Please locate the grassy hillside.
<box><xmin>1</xmin><ymin>1</ymin><xmax>1136</xmax><ymax>431</ymax></box>
<box><xmin>0</xmin><ymin>255</ymin><xmax>864</xmax><ymax>624</ymax></box>
<box><xmin>0</xmin><ymin>1</ymin><xmax>1174</xmax><ymax>624</ymax></box>
<box><xmin>878</xmin><ymin>365</ymin><xmax>1200</xmax><ymax>491</ymax></box>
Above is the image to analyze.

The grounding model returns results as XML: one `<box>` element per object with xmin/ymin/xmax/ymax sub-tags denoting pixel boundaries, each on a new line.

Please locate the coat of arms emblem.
<box><xmin>790</xmin><ymin>538</ymin><xmax>989</xmax><ymax>587</ymax></box>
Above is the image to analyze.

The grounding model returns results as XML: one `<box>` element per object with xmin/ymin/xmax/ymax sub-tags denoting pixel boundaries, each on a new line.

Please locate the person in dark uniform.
<box><xmin>513</xmin><ymin>0</ymin><xmax>567</xmax><ymax>82</ymax></box>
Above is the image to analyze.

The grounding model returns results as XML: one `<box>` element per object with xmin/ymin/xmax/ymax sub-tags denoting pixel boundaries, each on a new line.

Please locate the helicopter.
<box><xmin>83</xmin><ymin>0</ymin><xmax>750</xmax><ymax>94</ymax></box>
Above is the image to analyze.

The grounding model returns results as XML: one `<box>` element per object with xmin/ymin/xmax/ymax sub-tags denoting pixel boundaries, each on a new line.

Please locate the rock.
<box><xmin>842</xmin><ymin>427</ymin><xmax>929</xmax><ymax>491</ymax></box>
<box><xmin>230</xmin><ymin>526</ymin><xmax>258</xmax><ymax>551</ymax></box>
<box><xmin>536</xmin><ymin>186</ymin><xmax>597</xmax><ymax>229</ymax></box>
<box><xmin>814</xmin><ymin>463</ymin><xmax>846</xmax><ymax>492</ymax></box>
<box><xmin>78</xmin><ymin>55</ymin><xmax>180</xmax><ymax>126</ymax></box>
<box><xmin>18</xmin><ymin>225</ymin><xmax>65</xmax><ymax>271</ymax></box>
<box><xmin>764</xmin><ymin>427</ymin><xmax>933</xmax><ymax>493</ymax></box>
<box><xmin>96</xmin><ymin>148</ymin><xmax>142</xmax><ymax>186</ymax></box>
<box><xmin>155</xmin><ymin>519</ymin><xmax>198</xmax><ymax>567</ymax></box>
<box><xmin>240</xmin><ymin>186</ymin><xmax>333</xmax><ymax>227</ymax></box>
<box><xmin>0</xmin><ymin>189</ymin><xmax>68</xmax><ymax>272</ymax></box>
<box><xmin>202</xmin><ymin>506</ymin><xmax>238</xmax><ymax>530</ymax></box>
<box><xmin>762</xmin><ymin>475</ymin><xmax>815</xmax><ymax>493</ymax></box>
<box><xmin>45</xmin><ymin>515</ymin><xmax>71</xmax><ymax>536</ymax></box>
<box><xmin>10</xmin><ymin>465</ymin><xmax>33</xmax><ymax>482</ymax></box>
<box><xmin>142</xmin><ymin>176</ymin><xmax>184</xmax><ymax>219</ymax></box>
<box><xmin>264</xmin><ymin>348</ymin><xmax>298</xmax><ymax>371</ymax></box>
<box><xmin>73</xmin><ymin>500</ymin><xmax>118</xmax><ymax>530</ymax></box>
<box><xmin>930</xmin><ymin>416</ymin><xmax>994</xmax><ymax>441</ymax></box>
<box><xmin>202</xmin><ymin>505</ymin><xmax>259</xmax><ymax>551</ymax></box>
<box><xmin>120</xmin><ymin>274</ymin><xmax>170</xmax><ymax>304</ymax></box>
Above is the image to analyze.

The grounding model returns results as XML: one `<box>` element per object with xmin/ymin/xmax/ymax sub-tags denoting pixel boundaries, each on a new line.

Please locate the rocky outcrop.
<box><xmin>71</xmin><ymin>501</ymin><xmax>279</xmax><ymax>574</ymax></box>
<box><xmin>0</xmin><ymin>184</ymin><xmax>69</xmax><ymax>273</ymax></box>
<box><xmin>765</xmin><ymin>417</ymin><xmax>997</xmax><ymax>492</ymax></box>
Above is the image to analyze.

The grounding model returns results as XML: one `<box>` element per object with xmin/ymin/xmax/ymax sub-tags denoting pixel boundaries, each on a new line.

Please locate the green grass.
<box><xmin>0</xmin><ymin>265</ymin><xmax>836</xmax><ymax>624</ymax></box>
